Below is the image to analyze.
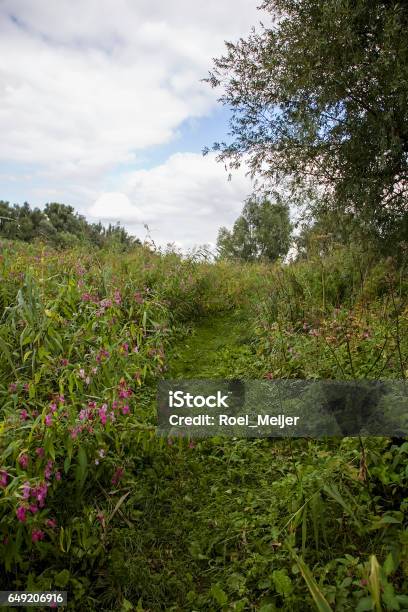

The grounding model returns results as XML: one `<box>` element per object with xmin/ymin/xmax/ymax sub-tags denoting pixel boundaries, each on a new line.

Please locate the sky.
<box><xmin>0</xmin><ymin>0</ymin><xmax>263</xmax><ymax>249</ymax></box>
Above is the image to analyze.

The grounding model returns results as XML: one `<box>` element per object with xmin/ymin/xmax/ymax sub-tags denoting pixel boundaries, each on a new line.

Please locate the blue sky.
<box><xmin>0</xmin><ymin>1</ymin><xmax>261</xmax><ymax>248</ymax></box>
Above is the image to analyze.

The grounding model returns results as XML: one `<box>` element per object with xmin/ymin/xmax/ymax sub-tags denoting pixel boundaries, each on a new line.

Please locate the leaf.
<box><xmin>210</xmin><ymin>583</ymin><xmax>228</xmax><ymax>607</ymax></box>
<box><xmin>368</xmin><ymin>555</ymin><xmax>382</xmax><ymax>612</ymax></box>
<box><xmin>383</xmin><ymin>552</ymin><xmax>395</xmax><ymax>577</ymax></box>
<box><xmin>54</xmin><ymin>569</ymin><xmax>70</xmax><ymax>588</ymax></box>
<box><xmin>356</xmin><ymin>596</ymin><xmax>374</xmax><ymax>612</ymax></box>
<box><xmin>295</xmin><ymin>556</ymin><xmax>332</xmax><ymax>612</ymax></box>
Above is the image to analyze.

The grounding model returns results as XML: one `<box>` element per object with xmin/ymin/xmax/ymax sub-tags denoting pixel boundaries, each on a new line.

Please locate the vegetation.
<box><xmin>217</xmin><ymin>196</ymin><xmax>292</xmax><ymax>262</ymax></box>
<box><xmin>0</xmin><ymin>240</ymin><xmax>407</xmax><ymax>610</ymax></box>
<box><xmin>0</xmin><ymin>201</ymin><xmax>139</xmax><ymax>250</ymax></box>
<box><xmin>205</xmin><ymin>0</ymin><xmax>408</xmax><ymax>251</ymax></box>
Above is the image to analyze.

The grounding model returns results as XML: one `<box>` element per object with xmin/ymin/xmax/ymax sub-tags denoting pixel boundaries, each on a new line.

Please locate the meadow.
<box><xmin>0</xmin><ymin>239</ymin><xmax>407</xmax><ymax>611</ymax></box>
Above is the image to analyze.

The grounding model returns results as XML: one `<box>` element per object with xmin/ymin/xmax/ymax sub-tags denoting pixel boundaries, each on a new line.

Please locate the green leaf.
<box><xmin>295</xmin><ymin>556</ymin><xmax>332</xmax><ymax>612</ymax></box>
<box><xmin>356</xmin><ymin>596</ymin><xmax>374</xmax><ymax>612</ymax></box>
<box><xmin>54</xmin><ymin>569</ymin><xmax>70</xmax><ymax>588</ymax></box>
<box><xmin>210</xmin><ymin>583</ymin><xmax>228</xmax><ymax>606</ymax></box>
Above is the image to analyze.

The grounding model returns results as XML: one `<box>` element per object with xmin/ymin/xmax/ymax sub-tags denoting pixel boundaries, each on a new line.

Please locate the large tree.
<box><xmin>206</xmin><ymin>0</ymin><xmax>408</xmax><ymax>247</ymax></box>
<box><xmin>217</xmin><ymin>196</ymin><xmax>292</xmax><ymax>261</ymax></box>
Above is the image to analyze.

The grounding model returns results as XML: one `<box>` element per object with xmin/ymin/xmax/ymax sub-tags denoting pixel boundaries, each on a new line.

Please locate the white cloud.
<box><xmin>89</xmin><ymin>153</ymin><xmax>253</xmax><ymax>248</ymax></box>
<box><xmin>0</xmin><ymin>1</ymin><xmax>262</xmax><ymax>247</ymax></box>
<box><xmin>0</xmin><ymin>1</ymin><xmax>260</xmax><ymax>175</ymax></box>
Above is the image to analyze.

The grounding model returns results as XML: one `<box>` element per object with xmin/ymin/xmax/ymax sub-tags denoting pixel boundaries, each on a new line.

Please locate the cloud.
<box><xmin>0</xmin><ymin>1</ymin><xmax>262</xmax><ymax>248</ymax></box>
<box><xmin>0</xmin><ymin>1</ymin><xmax>260</xmax><ymax>177</ymax></box>
<box><xmin>89</xmin><ymin>152</ymin><xmax>253</xmax><ymax>248</ymax></box>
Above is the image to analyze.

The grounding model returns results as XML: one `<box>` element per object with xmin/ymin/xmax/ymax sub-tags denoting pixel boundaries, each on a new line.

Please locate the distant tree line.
<box><xmin>0</xmin><ymin>201</ymin><xmax>140</xmax><ymax>250</ymax></box>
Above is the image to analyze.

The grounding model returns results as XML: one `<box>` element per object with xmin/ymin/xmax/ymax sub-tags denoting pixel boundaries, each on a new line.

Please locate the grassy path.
<box><xmin>168</xmin><ymin>308</ymin><xmax>256</xmax><ymax>379</ymax></box>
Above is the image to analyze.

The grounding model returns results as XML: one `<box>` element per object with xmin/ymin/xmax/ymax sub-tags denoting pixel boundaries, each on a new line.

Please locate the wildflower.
<box><xmin>121</xmin><ymin>404</ymin><xmax>130</xmax><ymax>415</ymax></box>
<box><xmin>16</xmin><ymin>506</ymin><xmax>26</xmax><ymax>522</ymax></box>
<box><xmin>31</xmin><ymin>529</ymin><xmax>45</xmax><ymax>542</ymax></box>
<box><xmin>9</xmin><ymin>382</ymin><xmax>17</xmax><ymax>393</ymax></box>
<box><xmin>55</xmin><ymin>471</ymin><xmax>61</xmax><ymax>481</ymax></box>
<box><xmin>78</xmin><ymin>368</ymin><xmax>86</xmax><ymax>379</ymax></box>
<box><xmin>44</xmin><ymin>460</ymin><xmax>53</xmax><ymax>480</ymax></box>
<box><xmin>45</xmin><ymin>414</ymin><xmax>52</xmax><ymax>427</ymax></box>
<box><xmin>18</xmin><ymin>454</ymin><xmax>29</xmax><ymax>469</ymax></box>
<box><xmin>33</xmin><ymin>482</ymin><xmax>48</xmax><ymax>507</ymax></box>
<box><xmin>60</xmin><ymin>358</ymin><xmax>69</xmax><ymax>367</ymax></box>
<box><xmin>98</xmin><ymin>449</ymin><xmax>105</xmax><ymax>458</ymax></box>
<box><xmin>188</xmin><ymin>441</ymin><xmax>195</xmax><ymax>449</ymax></box>
<box><xmin>0</xmin><ymin>471</ymin><xmax>8</xmax><ymax>487</ymax></box>
<box><xmin>46</xmin><ymin>518</ymin><xmax>57</xmax><ymax>528</ymax></box>
<box><xmin>29</xmin><ymin>504</ymin><xmax>38</xmax><ymax>514</ymax></box>
<box><xmin>79</xmin><ymin>408</ymin><xmax>89</xmax><ymax>421</ymax></box>
<box><xmin>49</xmin><ymin>402</ymin><xmax>57</xmax><ymax>413</ymax></box>
<box><xmin>35</xmin><ymin>447</ymin><xmax>45</xmax><ymax>459</ymax></box>
<box><xmin>22</xmin><ymin>482</ymin><xmax>31</xmax><ymax>499</ymax></box>
<box><xmin>81</xmin><ymin>292</ymin><xmax>92</xmax><ymax>302</ymax></box>
<box><xmin>98</xmin><ymin>404</ymin><xmax>108</xmax><ymax>426</ymax></box>
<box><xmin>85</xmin><ymin>376</ymin><xmax>91</xmax><ymax>385</ymax></box>
<box><xmin>20</xmin><ymin>409</ymin><xmax>29</xmax><ymax>421</ymax></box>
<box><xmin>58</xmin><ymin>394</ymin><xmax>65</xmax><ymax>404</ymax></box>
<box><xmin>23</xmin><ymin>383</ymin><xmax>30</xmax><ymax>392</ymax></box>
<box><xmin>114</xmin><ymin>290</ymin><xmax>122</xmax><ymax>305</ymax></box>
<box><xmin>111</xmin><ymin>467</ymin><xmax>124</xmax><ymax>486</ymax></box>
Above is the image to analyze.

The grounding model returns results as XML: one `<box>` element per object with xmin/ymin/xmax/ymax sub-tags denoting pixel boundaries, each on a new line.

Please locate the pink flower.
<box><xmin>33</xmin><ymin>482</ymin><xmax>48</xmax><ymax>507</ymax></box>
<box><xmin>114</xmin><ymin>290</ymin><xmax>122</xmax><ymax>305</ymax></box>
<box><xmin>20</xmin><ymin>409</ymin><xmax>29</xmax><ymax>421</ymax></box>
<box><xmin>0</xmin><ymin>471</ymin><xmax>8</xmax><ymax>487</ymax></box>
<box><xmin>121</xmin><ymin>405</ymin><xmax>130</xmax><ymax>415</ymax></box>
<box><xmin>16</xmin><ymin>506</ymin><xmax>26</xmax><ymax>522</ymax></box>
<box><xmin>29</xmin><ymin>504</ymin><xmax>38</xmax><ymax>514</ymax></box>
<box><xmin>46</xmin><ymin>518</ymin><xmax>57</xmax><ymax>528</ymax></box>
<box><xmin>49</xmin><ymin>403</ymin><xmax>57</xmax><ymax>413</ymax></box>
<box><xmin>22</xmin><ymin>481</ymin><xmax>31</xmax><ymax>499</ymax></box>
<box><xmin>31</xmin><ymin>529</ymin><xmax>45</xmax><ymax>542</ymax></box>
<box><xmin>98</xmin><ymin>404</ymin><xmax>108</xmax><ymax>425</ymax></box>
<box><xmin>18</xmin><ymin>454</ymin><xmax>29</xmax><ymax>469</ymax></box>
<box><xmin>111</xmin><ymin>467</ymin><xmax>124</xmax><ymax>486</ymax></box>
<box><xmin>35</xmin><ymin>447</ymin><xmax>45</xmax><ymax>459</ymax></box>
<box><xmin>55</xmin><ymin>471</ymin><xmax>61</xmax><ymax>481</ymax></box>
<box><xmin>60</xmin><ymin>358</ymin><xmax>69</xmax><ymax>367</ymax></box>
<box><xmin>45</xmin><ymin>414</ymin><xmax>52</xmax><ymax>427</ymax></box>
<box><xmin>9</xmin><ymin>382</ymin><xmax>17</xmax><ymax>393</ymax></box>
<box><xmin>44</xmin><ymin>460</ymin><xmax>53</xmax><ymax>480</ymax></box>
<box><xmin>23</xmin><ymin>383</ymin><xmax>30</xmax><ymax>392</ymax></box>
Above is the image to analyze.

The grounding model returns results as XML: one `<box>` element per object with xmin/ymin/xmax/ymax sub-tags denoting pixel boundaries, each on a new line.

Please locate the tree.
<box><xmin>217</xmin><ymin>196</ymin><xmax>292</xmax><ymax>261</ymax></box>
<box><xmin>206</xmin><ymin>0</ymin><xmax>408</xmax><ymax>249</ymax></box>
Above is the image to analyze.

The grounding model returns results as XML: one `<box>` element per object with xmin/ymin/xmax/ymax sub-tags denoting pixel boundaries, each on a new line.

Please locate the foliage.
<box><xmin>205</xmin><ymin>0</ymin><xmax>408</xmax><ymax>250</ymax></box>
<box><xmin>0</xmin><ymin>240</ymin><xmax>407</xmax><ymax>610</ymax></box>
<box><xmin>0</xmin><ymin>200</ymin><xmax>139</xmax><ymax>250</ymax></box>
<box><xmin>217</xmin><ymin>196</ymin><xmax>292</xmax><ymax>262</ymax></box>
